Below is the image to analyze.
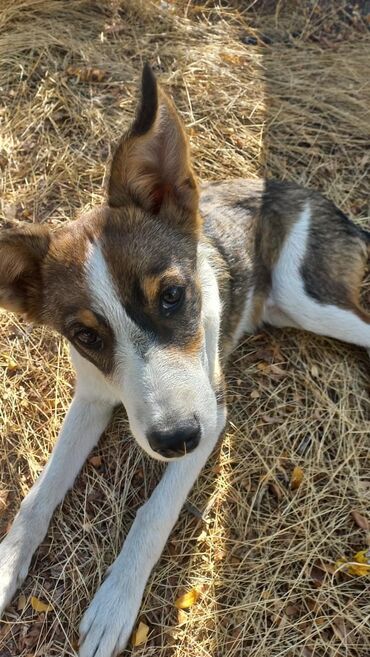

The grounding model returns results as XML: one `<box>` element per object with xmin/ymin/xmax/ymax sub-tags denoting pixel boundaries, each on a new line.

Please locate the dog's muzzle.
<box><xmin>147</xmin><ymin>417</ymin><xmax>201</xmax><ymax>458</ymax></box>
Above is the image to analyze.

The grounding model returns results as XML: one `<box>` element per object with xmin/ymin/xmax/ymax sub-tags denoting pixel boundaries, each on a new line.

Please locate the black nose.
<box><xmin>147</xmin><ymin>418</ymin><xmax>201</xmax><ymax>458</ymax></box>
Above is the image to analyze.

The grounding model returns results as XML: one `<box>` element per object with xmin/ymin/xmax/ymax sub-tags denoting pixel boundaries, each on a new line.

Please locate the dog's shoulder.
<box><xmin>200</xmin><ymin>178</ymin><xmax>264</xmax><ymax>227</ymax></box>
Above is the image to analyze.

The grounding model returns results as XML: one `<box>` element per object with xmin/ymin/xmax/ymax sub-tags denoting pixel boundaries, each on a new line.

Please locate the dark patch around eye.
<box><xmin>73</xmin><ymin>326</ymin><xmax>103</xmax><ymax>350</ymax></box>
<box><xmin>63</xmin><ymin>309</ymin><xmax>115</xmax><ymax>375</ymax></box>
<box><xmin>160</xmin><ymin>285</ymin><xmax>185</xmax><ymax>316</ymax></box>
<box><xmin>123</xmin><ymin>277</ymin><xmax>201</xmax><ymax>349</ymax></box>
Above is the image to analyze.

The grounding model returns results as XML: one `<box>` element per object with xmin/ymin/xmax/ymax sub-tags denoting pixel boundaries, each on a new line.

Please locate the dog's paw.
<box><xmin>0</xmin><ymin>534</ymin><xmax>32</xmax><ymax>617</ymax></box>
<box><xmin>79</xmin><ymin>572</ymin><xmax>141</xmax><ymax>657</ymax></box>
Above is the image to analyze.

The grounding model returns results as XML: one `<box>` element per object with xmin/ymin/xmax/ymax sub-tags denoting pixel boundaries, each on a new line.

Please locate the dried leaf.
<box><xmin>269</xmin><ymin>364</ymin><xmax>286</xmax><ymax>377</ymax></box>
<box><xmin>359</xmin><ymin>152</ymin><xmax>370</xmax><ymax>168</ymax></box>
<box><xmin>291</xmin><ymin>466</ymin><xmax>304</xmax><ymax>490</ymax></box>
<box><xmin>308</xmin><ymin>564</ymin><xmax>325</xmax><ymax>587</ymax></box>
<box><xmin>332</xmin><ymin>616</ymin><xmax>347</xmax><ymax>643</ymax></box>
<box><xmin>302</xmin><ymin>647</ymin><xmax>314</xmax><ymax>657</ymax></box>
<box><xmin>261</xmin><ymin>414</ymin><xmax>280</xmax><ymax>424</ymax></box>
<box><xmin>65</xmin><ymin>66</ymin><xmax>107</xmax><ymax>82</ymax></box>
<box><xmin>310</xmin><ymin>364</ymin><xmax>319</xmax><ymax>378</ymax></box>
<box><xmin>88</xmin><ymin>455</ymin><xmax>102</xmax><ymax>468</ymax></box>
<box><xmin>0</xmin><ymin>353</ymin><xmax>17</xmax><ymax>370</ymax></box>
<box><xmin>17</xmin><ymin>594</ymin><xmax>26</xmax><ymax>611</ymax></box>
<box><xmin>177</xmin><ymin>609</ymin><xmax>188</xmax><ymax>625</ymax></box>
<box><xmin>30</xmin><ymin>596</ymin><xmax>52</xmax><ymax>613</ymax></box>
<box><xmin>315</xmin><ymin>560</ymin><xmax>336</xmax><ymax>575</ymax></box>
<box><xmin>175</xmin><ymin>588</ymin><xmax>200</xmax><ymax>609</ymax></box>
<box><xmin>214</xmin><ymin>547</ymin><xmax>226</xmax><ymax>562</ymax></box>
<box><xmin>335</xmin><ymin>550</ymin><xmax>370</xmax><ymax>576</ymax></box>
<box><xmin>131</xmin><ymin>621</ymin><xmax>149</xmax><ymax>647</ymax></box>
<box><xmin>220</xmin><ymin>52</ymin><xmax>246</xmax><ymax>66</ymax></box>
<box><xmin>257</xmin><ymin>362</ymin><xmax>270</xmax><ymax>372</ymax></box>
<box><xmin>351</xmin><ymin>509</ymin><xmax>369</xmax><ymax>531</ymax></box>
<box><xmin>305</xmin><ymin>597</ymin><xmax>320</xmax><ymax>612</ymax></box>
<box><xmin>284</xmin><ymin>604</ymin><xmax>300</xmax><ymax>617</ymax></box>
<box><xmin>349</xmin><ymin>551</ymin><xmax>370</xmax><ymax>576</ymax></box>
<box><xmin>104</xmin><ymin>21</ymin><xmax>125</xmax><ymax>35</ymax></box>
<box><xmin>269</xmin><ymin>481</ymin><xmax>283</xmax><ymax>501</ymax></box>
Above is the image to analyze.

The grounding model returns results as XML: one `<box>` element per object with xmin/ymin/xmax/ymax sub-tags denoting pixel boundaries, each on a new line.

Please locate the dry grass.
<box><xmin>1</xmin><ymin>1</ymin><xmax>370</xmax><ymax>656</ymax></box>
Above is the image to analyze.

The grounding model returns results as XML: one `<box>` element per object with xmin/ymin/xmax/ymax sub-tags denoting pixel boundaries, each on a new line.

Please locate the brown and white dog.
<box><xmin>0</xmin><ymin>64</ymin><xmax>369</xmax><ymax>657</ymax></box>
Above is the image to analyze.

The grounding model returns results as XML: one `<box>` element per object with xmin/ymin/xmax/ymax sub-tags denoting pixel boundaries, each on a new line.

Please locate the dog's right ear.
<box><xmin>107</xmin><ymin>64</ymin><xmax>199</xmax><ymax>226</ymax></box>
<box><xmin>0</xmin><ymin>223</ymin><xmax>50</xmax><ymax>320</ymax></box>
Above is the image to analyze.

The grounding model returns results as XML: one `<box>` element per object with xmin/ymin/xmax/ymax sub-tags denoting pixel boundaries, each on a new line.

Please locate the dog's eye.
<box><xmin>160</xmin><ymin>285</ymin><xmax>184</xmax><ymax>314</ymax></box>
<box><xmin>74</xmin><ymin>327</ymin><xmax>103</xmax><ymax>350</ymax></box>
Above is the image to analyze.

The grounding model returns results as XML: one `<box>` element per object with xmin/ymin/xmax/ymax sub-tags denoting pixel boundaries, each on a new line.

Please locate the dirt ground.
<box><xmin>0</xmin><ymin>1</ymin><xmax>370</xmax><ymax>656</ymax></box>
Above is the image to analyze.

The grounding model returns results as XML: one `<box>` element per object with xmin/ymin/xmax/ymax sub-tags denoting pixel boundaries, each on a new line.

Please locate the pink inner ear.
<box><xmin>150</xmin><ymin>183</ymin><xmax>172</xmax><ymax>214</ymax></box>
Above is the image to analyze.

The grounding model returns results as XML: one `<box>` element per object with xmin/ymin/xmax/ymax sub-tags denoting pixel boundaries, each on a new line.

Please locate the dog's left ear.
<box><xmin>0</xmin><ymin>223</ymin><xmax>50</xmax><ymax>319</ymax></box>
<box><xmin>108</xmin><ymin>64</ymin><xmax>199</xmax><ymax>224</ymax></box>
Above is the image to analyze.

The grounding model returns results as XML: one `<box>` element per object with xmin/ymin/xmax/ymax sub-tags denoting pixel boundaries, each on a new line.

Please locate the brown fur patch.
<box><xmin>353</xmin><ymin>305</ymin><xmax>370</xmax><ymax>324</ymax></box>
<box><xmin>182</xmin><ymin>328</ymin><xmax>203</xmax><ymax>356</ymax></box>
<box><xmin>75</xmin><ymin>309</ymin><xmax>101</xmax><ymax>330</ymax></box>
<box><xmin>0</xmin><ymin>223</ymin><xmax>51</xmax><ymax>319</ymax></box>
<box><xmin>302</xmin><ymin>190</ymin><xmax>369</xmax><ymax>313</ymax></box>
<box><xmin>251</xmin><ymin>180</ymin><xmax>303</xmax><ymax>330</ymax></box>
<box><xmin>167</xmin><ymin>326</ymin><xmax>203</xmax><ymax>358</ymax></box>
<box><xmin>142</xmin><ymin>267</ymin><xmax>183</xmax><ymax>305</ymax></box>
<box><xmin>142</xmin><ymin>274</ymin><xmax>161</xmax><ymax>303</ymax></box>
<box><xmin>250</xmin><ymin>292</ymin><xmax>266</xmax><ymax>329</ymax></box>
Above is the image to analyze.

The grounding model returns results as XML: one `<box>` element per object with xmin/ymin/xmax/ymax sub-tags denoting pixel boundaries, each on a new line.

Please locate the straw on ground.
<box><xmin>0</xmin><ymin>2</ymin><xmax>369</xmax><ymax>656</ymax></box>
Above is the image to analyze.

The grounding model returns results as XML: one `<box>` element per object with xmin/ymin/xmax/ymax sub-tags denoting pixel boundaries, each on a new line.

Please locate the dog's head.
<box><xmin>0</xmin><ymin>65</ymin><xmax>222</xmax><ymax>461</ymax></box>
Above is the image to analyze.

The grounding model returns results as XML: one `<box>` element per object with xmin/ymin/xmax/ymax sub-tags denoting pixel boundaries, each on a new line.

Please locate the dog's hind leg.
<box><xmin>287</xmin><ymin>297</ymin><xmax>370</xmax><ymax>350</ymax></box>
<box><xmin>265</xmin><ymin>289</ymin><xmax>370</xmax><ymax>350</ymax></box>
<box><xmin>267</xmin><ymin>202</ymin><xmax>370</xmax><ymax>353</ymax></box>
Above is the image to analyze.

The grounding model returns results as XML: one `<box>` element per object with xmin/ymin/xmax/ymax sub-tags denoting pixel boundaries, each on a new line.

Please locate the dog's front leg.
<box><xmin>79</xmin><ymin>405</ymin><xmax>226</xmax><ymax>657</ymax></box>
<box><xmin>0</xmin><ymin>393</ymin><xmax>113</xmax><ymax>617</ymax></box>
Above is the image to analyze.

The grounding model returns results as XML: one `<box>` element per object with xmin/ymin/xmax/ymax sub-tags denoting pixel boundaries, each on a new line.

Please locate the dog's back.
<box><xmin>200</xmin><ymin>178</ymin><xmax>370</xmax><ymax>356</ymax></box>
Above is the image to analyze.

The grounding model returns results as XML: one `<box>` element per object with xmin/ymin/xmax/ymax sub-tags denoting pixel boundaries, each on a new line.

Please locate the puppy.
<box><xmin>0</xmin><ymin>65</ymin><xmax>369</xmax><ymax>657</ymax></box>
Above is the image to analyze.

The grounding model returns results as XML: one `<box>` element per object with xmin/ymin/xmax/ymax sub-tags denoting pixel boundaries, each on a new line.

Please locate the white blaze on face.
<box><xmin>84</xmin><ymin>241</ymin><xmax>219</xmax><ymax>461</ymax></box>
<box><xmin>85</xmin><ymin>239</ymin><xmax>142</xmax><ymax>359</ymax></box>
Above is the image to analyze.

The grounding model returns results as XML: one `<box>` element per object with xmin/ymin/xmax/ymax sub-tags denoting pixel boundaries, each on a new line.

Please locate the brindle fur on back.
<box><xmin>200</xmin><ymin>178</ymin><xmax>370</xmax><ymax>349</ymax></box>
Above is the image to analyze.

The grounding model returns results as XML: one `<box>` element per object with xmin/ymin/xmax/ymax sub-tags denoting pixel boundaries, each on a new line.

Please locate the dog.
<box><xmin>0</xmin><ymin>64</ymin><xmax>369</xmax><ymax>657</ymax></box>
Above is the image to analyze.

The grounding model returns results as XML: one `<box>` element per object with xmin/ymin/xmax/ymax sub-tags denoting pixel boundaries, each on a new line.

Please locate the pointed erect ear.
<box><xmin>107</xmin><ymin>64</ymin><xmax>199</xmax><ymax>222</ymax></box>
<box><xmin>0</xmin><ymin>223</ymin><xmax>50</xmax><ymax>320</ymax></box>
